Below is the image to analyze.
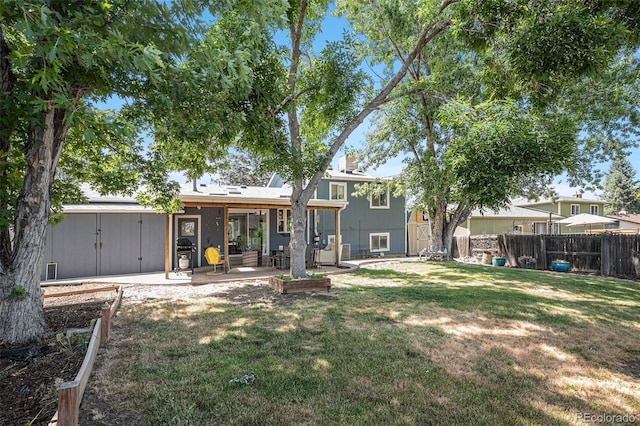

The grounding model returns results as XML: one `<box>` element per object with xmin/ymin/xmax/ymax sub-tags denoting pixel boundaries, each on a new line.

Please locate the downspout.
<box><xmin>336</xmin><ymin>204</ymin><xmax>348</xmax><ymax>266</ymax></box>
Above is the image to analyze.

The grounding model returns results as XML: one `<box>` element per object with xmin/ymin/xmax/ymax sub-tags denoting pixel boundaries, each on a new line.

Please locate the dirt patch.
<box><xmin>0</xmin><ymin>289</ymin><xmax>115</xmax><ymax>426</ymax></box>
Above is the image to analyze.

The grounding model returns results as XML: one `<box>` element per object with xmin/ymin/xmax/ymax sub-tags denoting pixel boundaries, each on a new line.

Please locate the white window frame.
<box><xmin>329</xmin><ymin>182</ymin><xmax>347</xmax><ymax>201</ymax></box>
<box><xmin>571</xmin><ymin>204</ymin><xmax>580</xmax><ymax>216</ymax></box>
<box><xmin>370</xmin><ymin>190</ymin><xmax>390</xmax><ymax>209</ymax></box>
<box><xmin>370</xmin><ymin>232</ymin><xmax>390</xmax><ymax>252</ymax></box>
<box><xmin>277</xmin><ymin>208</ymin><xmax>291</xmax><ymax>233</ymax></box>
<box><xmin>590</xmin><ymin>205</ymin><xmax>599</xmax><ymax>215</ymax></box>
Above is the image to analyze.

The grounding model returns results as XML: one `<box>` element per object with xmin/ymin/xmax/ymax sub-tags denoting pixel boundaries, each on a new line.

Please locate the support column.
<box><xmin>164</xmin><ymin>214</ymin><xmax>170</xmax><ymax>279</ymax></box>
<box><xmin>335</xmin><ymin>208</ymin><xmax>340</xmax><ymax>266</ymax></box>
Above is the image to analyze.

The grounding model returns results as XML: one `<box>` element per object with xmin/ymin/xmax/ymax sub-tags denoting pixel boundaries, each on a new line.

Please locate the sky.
<box><xmin>100</xmin><ymin>8</ymin><xmax>639</xmax><ymax>201</ymax></box>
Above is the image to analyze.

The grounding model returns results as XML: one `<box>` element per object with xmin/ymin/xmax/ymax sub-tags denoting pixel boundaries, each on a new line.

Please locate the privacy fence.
<box><xmin>454</xmin><ymin>234</ymin><xmax>640</xmax><ymax>280</ymax></box>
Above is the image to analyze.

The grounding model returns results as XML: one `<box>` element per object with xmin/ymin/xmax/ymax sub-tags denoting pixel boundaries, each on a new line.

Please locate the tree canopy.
<box><xmin>346</xmin><ymin>0</ymin><xmax>640</xmax><ymax>253</ymax></box>
<box><xmin>0</xmin><ymin>0</ymin><xmax>288</xmax><ymax>344</ymax></box>
<box><xmin>603</xmin><ymin>156</ymin><xmax>640</xmax><ymax>214</ymax></box>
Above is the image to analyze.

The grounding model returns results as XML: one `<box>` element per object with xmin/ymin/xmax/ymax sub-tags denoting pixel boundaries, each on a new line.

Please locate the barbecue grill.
<box><xmin>176</xmin><ymin>237</ymin><xmax>196</xmax><ymax>273</ymax></box>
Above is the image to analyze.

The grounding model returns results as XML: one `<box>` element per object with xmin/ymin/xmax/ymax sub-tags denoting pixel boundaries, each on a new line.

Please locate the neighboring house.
<box><xmin>407</xmin><ymin>195</ymin><xmax>606</xmax><ymax>253</ymax></box>
<box><xmin>455</xmin><ymin>205</ymin><xmax>564</xmax><ymax>238</ymax></box>
<box><xmin>606</xmin><ymin>213</ymin><xmax>640</xmax><ymax>233</ymax></box>
<box><xmin>41</xmin><ymin>156</ymin><xmax>406</xmax><ymax>280</ymax></box>
<box><xmin>515</xmin><ymin>196</ymin><xmax>607</xmax><ymax>234</ymax></box>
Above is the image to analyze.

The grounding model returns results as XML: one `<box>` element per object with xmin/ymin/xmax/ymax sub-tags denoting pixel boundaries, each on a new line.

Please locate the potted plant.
<box><xmin>492</xmin><ymin>256</ymin><xmax>507</xmax><ymax>266</ymax></box>
<box><xmin>551</xmin><ymin>259</ymin><xmax>571</xmax><ymax>272</ymax></box>
<box><xmin>517</xmin><ymin>255</ymin><xmax>536</xmax><ymax>269</ymax></box>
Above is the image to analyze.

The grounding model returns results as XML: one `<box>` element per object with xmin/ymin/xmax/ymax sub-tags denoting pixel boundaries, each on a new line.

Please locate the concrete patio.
<box><xmin>40</xmin><ymin>260</ymin><xmax>376</xmax><ymax>288</ymax></box>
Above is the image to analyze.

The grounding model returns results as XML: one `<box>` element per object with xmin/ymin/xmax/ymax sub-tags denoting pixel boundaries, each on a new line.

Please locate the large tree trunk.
<box><xmin>427</xmin><ymin>201</ymin><xmax>470</xmax><ymax>259</ymax></box>
<box><xmin>289</xmin><ymin>180</ymin><xmax>309</xmax><ymax>278</ymax></box>
<box><xmin>0</xmin><ymin>104</ymin><xmax>69</xmax><ymax>344</ymax></box>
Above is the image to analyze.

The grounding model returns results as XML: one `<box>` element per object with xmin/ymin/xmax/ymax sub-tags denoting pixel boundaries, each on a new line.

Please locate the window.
<box><xmin>370</xmin><ymin>189</ymin><xmax>389</xmax><ymax>209</ymax></box>
<box><xmin>590</xmin><ymin>205</ymin><xmax>599</xmax><ymax>215</ymax></box>
<box><xmin>277</xmin><ymin>209</ymin><xmax>291</xmax><ymax>233</ymax></box>
<box><xmin>330</xmin><ymin>182</ymin><xmax>347</xmax><ymax>201</ymax></box>
<box><xmin>370</xmin><ymin>232</ymin><xmax>390</xmax><ymax>252</ymax></box>
<box><xmin>571</xmin><ymin>204</ymin><xmax>580</xmax><ymax>215</ymax></box>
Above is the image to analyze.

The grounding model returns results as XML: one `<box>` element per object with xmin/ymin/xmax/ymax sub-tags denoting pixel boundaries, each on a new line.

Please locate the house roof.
<box><xmin>65</xmin><ymin>181</ymin><xmax>347</xmax><ymax>213</ymax></box>
<box><xmin>607</xmin><ymin>213</ymin><xmax>640</xmax><ymax>225</ymax></box>
<box><xmin>179</xmin><ymin>183</ymin><xmax>347</xmax><ymax>210</ymax></box>
<box><xmin>516</xmin><ymin>195</ymin><xmax>603</xmax><ymax>207</ymax></box>
<box><xmin>62</xmin><ymin>203</ymin><xmax>159</xmax><ymax>213</ymax></box>
<box><xmin>471</xmin><ymin>205</ymin><xmax>563</xmax><ymax>219</ymax></box>
<box><xmin>324</xmin><ymin>169</ymin><xmax>382</xmax><ymax>182</ymax></box>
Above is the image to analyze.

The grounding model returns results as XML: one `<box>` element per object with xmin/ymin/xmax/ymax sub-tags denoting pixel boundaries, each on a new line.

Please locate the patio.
<box><xmin>42</xmin><ymin>261</ymin><xmax>362</xmax><ymax>288</ymax></box>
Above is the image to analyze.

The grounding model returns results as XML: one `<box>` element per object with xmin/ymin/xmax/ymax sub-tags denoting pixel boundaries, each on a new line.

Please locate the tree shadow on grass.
<box><xmin>351</xmin><ymin>263</ymin><xmax>640</xmax><ymax>329</ymax></box>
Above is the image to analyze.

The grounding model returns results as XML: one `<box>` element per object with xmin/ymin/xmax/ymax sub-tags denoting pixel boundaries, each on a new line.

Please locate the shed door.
<box><xmin>47</xmin><ymin>214</ymin><xmax>98</xmax><ymax>279</ymax></box>
<box><xmin>141</xmin><ymin>214</ymin><xmax>166</xmax><ymax>272</ymax></box>
<box><xmin>99</xmin><ymin>213</ymin><xmax>142</xmax><ymax>275</ymax></box>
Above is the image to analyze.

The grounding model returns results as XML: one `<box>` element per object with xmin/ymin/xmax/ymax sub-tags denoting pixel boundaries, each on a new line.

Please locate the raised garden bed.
<box><xmin>269</xmin><ymin>275</ymin><xmax>331</xmax><ymax>294</ymax></box>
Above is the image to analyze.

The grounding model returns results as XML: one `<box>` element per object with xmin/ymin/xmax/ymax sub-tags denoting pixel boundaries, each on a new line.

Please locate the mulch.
<box><xmin>0</xmin><ymin>290</ymin><xmax>114</xmax><ymax>426</ymax></box>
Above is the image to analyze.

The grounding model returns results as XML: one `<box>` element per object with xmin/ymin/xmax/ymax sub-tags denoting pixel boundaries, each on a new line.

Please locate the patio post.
<box><xmin>335</xmin><ymin>208</ymin><xmax>340</xmax><ymax>265</ymax></box>
<box><xmin>165</xmin><ymin>214</ymin><xmax>170</xmax><ymax>279</ymax></box>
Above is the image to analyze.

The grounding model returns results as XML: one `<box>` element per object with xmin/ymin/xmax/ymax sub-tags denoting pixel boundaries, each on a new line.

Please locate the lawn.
<box><xmin>83</xmin><ymin>261</ymin><xmax>640</xmax><ymax>425</ymax></box>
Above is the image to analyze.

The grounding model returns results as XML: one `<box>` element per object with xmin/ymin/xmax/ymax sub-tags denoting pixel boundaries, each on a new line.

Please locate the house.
<box><xmin>515</xmin><ymin>195</ymin><xmax>607</xmax><ymax>234</ymax></box>
<box><xmin>454</xmin><ymin>204</ymin><xmax>564</xmax><ymax>238</ymax></box>
<box><xmin>407</xmin><ymin>195</ymin><xmax>607</xmax><ymax>254</ymax></box>
<box><xmin>41</xmin><ymin>156</ymin><xmax>407</xmax><ymax>280</ymax></box>
<box><xmin>606</xmin><ymin>213</ymin><xmax>640</xmax><ymax>233</ymax></box>
<box><xmin>274</xmin><ymin>155</ymin><xmax>407</xmax><ymax>261</ymax></box>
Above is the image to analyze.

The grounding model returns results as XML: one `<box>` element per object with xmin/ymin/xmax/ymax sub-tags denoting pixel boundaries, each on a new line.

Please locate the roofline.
<box><xmin>179</xmin><ymin>194</ymin><xmax>348</xmax><ymax>210</ymax></box>
<box><xmin>62</xmin><ymin>204</ymin><xmax>160</xmax><ymax>214</ymax></box>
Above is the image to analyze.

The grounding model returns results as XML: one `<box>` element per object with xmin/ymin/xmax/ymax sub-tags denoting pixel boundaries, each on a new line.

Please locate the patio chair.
<box><xmin>316</xmin><ymin>244</ymin><xmax>341</xmax><ymax>266</ymax></box>
<box><xmin>276</xmin><ymin>246</ymin><xmax>290</xmax><ymax>270</ymax></box>
<box><xmin>305</xmin><ymin>245</ymin><xmax>316</xmax><ymax>269</ymax></box>
<box><xmin>204</xmin><ymin>247</ymin><xmax>225</xmax><ymax>274</ymax></box>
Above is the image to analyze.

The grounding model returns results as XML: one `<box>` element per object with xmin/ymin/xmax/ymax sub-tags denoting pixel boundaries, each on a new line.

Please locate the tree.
<box><xmin>270</xmin><ymin>0</ymin><xmax>462</xmax><ymax>279</ymax></box>
<box><xmin>346</xmin><ymin>0</ymin><xmax>640</xmax><ymax>254</ymax></box>
<box><xmin>0</xmin><ymin>1</ymin><xmax>285</xmax><ymax>344</ymax></box>
<box><xmin>216</xmin><ymin>152</ymin><xmax>273</xmax><ymax>187</ymax></box>
<box><xmin>603</xmin><ymin>156</ymin><xmax>640</xmax><ymax>214</ymax></box>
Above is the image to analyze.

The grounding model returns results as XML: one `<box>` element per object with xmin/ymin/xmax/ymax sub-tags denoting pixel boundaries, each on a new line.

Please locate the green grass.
<box><xmin>97</xmin><ymin>261</ymin><xmax>640</xmax><ymax>425</ymax></box>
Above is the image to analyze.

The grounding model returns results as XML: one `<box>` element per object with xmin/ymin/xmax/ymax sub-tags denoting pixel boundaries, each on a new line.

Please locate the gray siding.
<box><xmin>316</xmin><ymin>179</ymin><xmax>406</xmax><ymax>256</ymax></box>
<box><xmin>41</xmin><ymin>212</ymin><xmax>166</xmax><ymax>280</ymax></box>
<box><xmin>177</xmin><ymin>207</ymin><xmax>226</xmax><ymax>267</ymax></box>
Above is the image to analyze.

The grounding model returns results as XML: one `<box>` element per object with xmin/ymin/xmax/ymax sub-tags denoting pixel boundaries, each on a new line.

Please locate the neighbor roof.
<box><xmin>471</xmin><ymin>204</ymin><xmax>563</xmax><ymax>219</ymax></box>
<box><xmin>607</xmin><ymin>213</ymin><xmax>640</xmax><ymax>225</ymax></box>
<box><xmin>516</xmin><ymin>195</ymin><xmax>603</xmax><ymax>207</ymax></box>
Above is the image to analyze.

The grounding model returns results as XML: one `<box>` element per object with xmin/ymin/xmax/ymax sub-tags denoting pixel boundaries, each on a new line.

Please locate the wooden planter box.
<box><xmin>269</xmin><ymin>275</ymin><xmax>331</xmax><ymax>294</ymax></box>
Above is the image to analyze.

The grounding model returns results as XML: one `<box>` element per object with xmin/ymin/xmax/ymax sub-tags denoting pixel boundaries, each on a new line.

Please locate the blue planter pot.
<box><xmin>492</xmin><ymin>257</ymin><xmax>507</xmax><ymax>267</ymax></box>
<box><xmin>552</xmin><ymin>261</ymin><xmax>570</xmax><ymax>272</ymax></box>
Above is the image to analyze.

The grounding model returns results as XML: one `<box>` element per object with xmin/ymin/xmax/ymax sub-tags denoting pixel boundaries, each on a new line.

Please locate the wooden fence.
<box><xmin>455</xmin><ymin>234</ymin><xmax>640</xmax><ymax>280</ymax></box>
<box><xmin>48</xmin><ymin>285</ymin><xmax>124</xmax><ymax>426</ymax></box>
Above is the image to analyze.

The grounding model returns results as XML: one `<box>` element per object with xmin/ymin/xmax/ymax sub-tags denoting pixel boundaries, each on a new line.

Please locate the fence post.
<box><xmin>601</xmin><ymin>234</ymin><xmax>608</xmax><ymax>276</ymax></box>
<box><xmin>100</xmin><ymin>306</ymin><xmax>111</xmax><ymax>341</ymax></box>
<box><xmin>57</xmin><ymin>381</ymin><xmax>80</xmax><ymax>426</ymax></box>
